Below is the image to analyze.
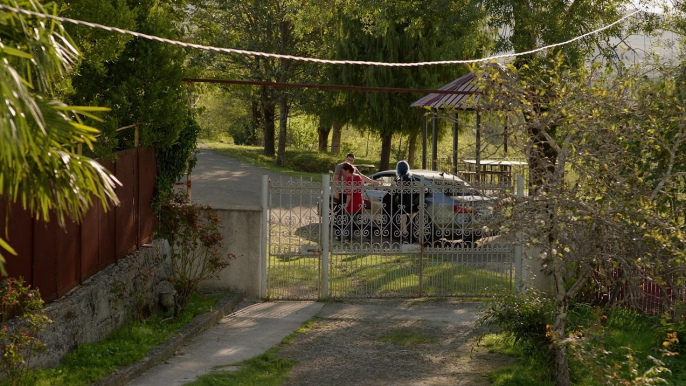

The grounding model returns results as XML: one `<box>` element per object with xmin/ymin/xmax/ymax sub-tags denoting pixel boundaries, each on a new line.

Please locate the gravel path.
<box><xmin>277</xmin><ymin>300</ymin><xmax>516</xmax><ymax>386</ymax></box>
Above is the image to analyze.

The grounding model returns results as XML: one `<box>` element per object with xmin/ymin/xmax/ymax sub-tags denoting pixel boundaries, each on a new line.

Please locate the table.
<box><xmin>460</xmin><ymin>159</ymin><xmax>527</xmax><ymax>185</ymax></box>
<box><xmin>356</xmin><ymin>164</ymin><xmax>376</xmax><ymax>174</ymax></box>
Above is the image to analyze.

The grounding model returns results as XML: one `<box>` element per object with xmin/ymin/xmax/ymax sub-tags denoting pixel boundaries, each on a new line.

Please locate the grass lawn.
<box><xmin>266</xmin><ymin>251</ymin><xmax>512</xmax><ymax>299</ymax></box>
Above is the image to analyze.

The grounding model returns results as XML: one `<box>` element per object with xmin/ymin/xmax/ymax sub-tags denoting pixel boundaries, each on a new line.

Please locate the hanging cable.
<box><xmin>0</xmin><ymin>3</ymin><xmax>648</xmax><ymax>67</ymax></box>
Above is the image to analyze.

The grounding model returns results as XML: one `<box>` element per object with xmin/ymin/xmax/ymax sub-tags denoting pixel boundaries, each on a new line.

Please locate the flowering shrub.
<box><xmin>0</xmin><ymin>278</ymin><xmax>51</xmax><ymax>385</ymax></box>
<box><xmin>158</xmin><ymin>192</ymin><xmax>236</xmax><ymax>314</ymax></box>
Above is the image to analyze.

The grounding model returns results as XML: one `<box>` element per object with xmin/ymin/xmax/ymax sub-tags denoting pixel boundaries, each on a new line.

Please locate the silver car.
<box><xmin>350</xmin><ymin>170</ymin><xmax>499</xmax><ymax>244</ymax></box>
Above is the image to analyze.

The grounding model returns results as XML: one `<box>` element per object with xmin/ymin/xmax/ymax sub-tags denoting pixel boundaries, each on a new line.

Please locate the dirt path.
<box><xmin>277</xmin><ymin>300</ymin><xmax>516</xmax><ymax>386</ymax></box>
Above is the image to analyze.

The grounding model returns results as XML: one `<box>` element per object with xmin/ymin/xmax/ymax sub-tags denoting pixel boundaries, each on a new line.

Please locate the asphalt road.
<box><xmin>189</xmin><ymin>144</ymin><xmax>320</xmax><ymax>210</ymax></box>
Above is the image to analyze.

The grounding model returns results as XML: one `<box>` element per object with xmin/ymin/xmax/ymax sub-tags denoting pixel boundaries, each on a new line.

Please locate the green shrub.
<box><xmin>478</xmin><ymin>290</ymin><xmax>555</xmax><ymax>359</ymax></box>
<box><xmin>283</xmin><ymin>150</ymin><xmax>378</xmax><ymax>174</ymax></box>
<box><xmin>0</xmin><ymin>278</ymin><xmax>51</xmax><ymax>385</ymax></box>
<box><xmin>158</xmin><ymin>192</ymin><xmax>236</xmax><ymax>314</ymax></box>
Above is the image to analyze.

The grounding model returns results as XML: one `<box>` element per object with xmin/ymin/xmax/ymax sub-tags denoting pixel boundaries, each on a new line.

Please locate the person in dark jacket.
<box><xmin>394</xmin><ymin>161</ymin><xmax>421</xmax><ymax>243</ymax></box>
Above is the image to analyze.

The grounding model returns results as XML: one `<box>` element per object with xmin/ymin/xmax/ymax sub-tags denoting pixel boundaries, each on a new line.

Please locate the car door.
<box><xmin>364</xmin><ymin>172</ymin><xmax>396</xmax><ymax>226</ymax></box>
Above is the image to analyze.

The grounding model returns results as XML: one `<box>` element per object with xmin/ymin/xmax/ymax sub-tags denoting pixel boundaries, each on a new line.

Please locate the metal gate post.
<box><xmin>260</xmin><ymin>175</ymin><xmax>268</xmax><ymax>299</ymax></box>
<box><xmin>321</xmin><ymin>174</ymin><xmax>330</xmax><ymax>299</ymax></box>
<box><xmin>418</xmin><ymin>186</ymin><xmax>425</xmax><ymax>296</ymax></box>
<box><xmin>515</xmin><ymin>175</ymin><xmax>524</xmax><ymax>294</ymax></box>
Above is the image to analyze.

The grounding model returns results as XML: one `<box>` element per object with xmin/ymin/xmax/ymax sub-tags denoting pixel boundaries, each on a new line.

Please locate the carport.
<box><xmin>411</xmin><ymin>65</ymin><xmax>512</xmax><ymax>181</ymax></box>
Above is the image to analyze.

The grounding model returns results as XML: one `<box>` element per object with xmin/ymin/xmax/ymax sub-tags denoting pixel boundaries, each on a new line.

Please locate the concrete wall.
<box><xmin>522</xmin><ymin>245</ymin><xmax>554</xmax><ymax>293</ymax></box>
<box><xmin>199</xmin><ymin>207</ymin><xmax>262</xmax><ymax>299</ymax></box>
<box><xmin>34</xmin><ymin>240</ymin><xmax>174</xmax><ymax>368</ymax></box>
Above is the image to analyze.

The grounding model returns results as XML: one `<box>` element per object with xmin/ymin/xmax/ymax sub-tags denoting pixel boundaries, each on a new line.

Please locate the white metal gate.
<box><xmin>263</xmin><ymin>174</ymin><xmax>520</xmax><ymax>300</ymax></box>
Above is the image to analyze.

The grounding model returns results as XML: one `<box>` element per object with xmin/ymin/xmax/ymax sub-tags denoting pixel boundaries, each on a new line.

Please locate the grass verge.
<box><xmin>183</xmin><ymin>319</ymin><xmax>317</xmax><ymax>386</ymax></box>
<box><xmin>18</xmin><ymin>292</ymin><xmax>226</xmax><ymax>386</ymax></box>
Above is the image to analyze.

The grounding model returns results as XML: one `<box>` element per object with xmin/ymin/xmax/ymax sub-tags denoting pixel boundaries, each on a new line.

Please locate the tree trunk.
<box><xmin>317</xmin><ymin>125</ymin><xmax>331</xmax><ymax>152</ymax></box>
<box><xmin>262</xmin><ymin>97</ymin><xmax>276</xmax><ymax>157</ymax></box>
<box><xmin>276</xmin><ymin>94</ymin><xmax>288</xmax><ymax>166</ymax></box>
<box><xmin>551</xmin><ymin>241</ymin><xmax>571</xmax><ymax>386</ymax></box>
<box><xmin>379</xmin><ymin>133</ymin><xmax>393</xmax><ymax>171</ymax></box>
<box><xmin>553</xmin><ymin>295</ymin><xmax>571</xmax><ymax>386</ymax></box>
<box><xmin>527</xmin><ymin>125</ymin><xmax>558</xmax><ymax>195</ymax></box>
<box><xmin>407</xmin><ymin>132</ymin><xmax>417</xmax><ymax>167</ymax></box>
<box><xmin>331</xmin><ymin>121</ymin><xmax>343</xmax><ymax>153</ymax></box>
<box><xmin>250</xmin><ymin>101</ymin><xmax>262</xmax><ymax>146</ymax></box>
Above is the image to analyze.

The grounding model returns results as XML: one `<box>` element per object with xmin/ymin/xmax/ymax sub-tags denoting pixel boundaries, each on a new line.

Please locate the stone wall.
<box><xmin>33</xmin><ymin>240</ymin><xmax>173</xmax><ymax>368</ymax></box>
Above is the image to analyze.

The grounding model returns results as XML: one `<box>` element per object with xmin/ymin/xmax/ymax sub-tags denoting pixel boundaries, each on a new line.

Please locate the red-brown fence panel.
<box><xmin>99</xmin><ymin>159</ymin><xmax>117</xmax><ymax>269</ymax></box>
<box><xmin>0</xmin><ymin>200</ymin><xmax>33</xmax><ymax>283</ymax></box>
<box><xmin>81</xmin><ymin>201</ymin><xmax>100</xmax><ymax>279</ymax></box>
<box><xmin>32</xmin><ymin>218</ymin><xmax>58</xmax><ymax>302</ymax></box>
<box><xmin>57</xmin><ymin>219</ymin><xmax>80</xmax><ymax>297</ymax></box>
<box><xmin>2</xmin><ymin>147</ymin><xmax>157</xmax><ymax>302</ymax></box>
<box><xmin>139</xmin><ymin>147</ymin><xmax>157</xmax><ymax>245</ymax></box>
<box><xmin>115</xmin><ymin>149</ymin><xmax>138</xmax><ymax>259</ymax></box>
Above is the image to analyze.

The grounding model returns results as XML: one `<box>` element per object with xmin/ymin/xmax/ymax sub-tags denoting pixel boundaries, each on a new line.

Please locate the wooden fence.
<box><xmin>0</xmin><ymin>146</ymin><xmax>157</xmax><ymax>302</ymax></box>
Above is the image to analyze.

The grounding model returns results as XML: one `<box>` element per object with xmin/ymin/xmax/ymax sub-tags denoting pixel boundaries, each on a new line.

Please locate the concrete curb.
<box><xmin>92</xmin><ymin>292</ymin><xmax>244</xmax><ymax>386</ymax></box>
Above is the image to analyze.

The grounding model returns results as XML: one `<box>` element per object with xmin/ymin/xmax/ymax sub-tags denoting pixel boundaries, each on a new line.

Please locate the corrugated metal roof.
<box><xmin>411</xmin><ymin>64</ymin><xmax>506</xmax><ymax>110</ymax></box>
<box><xmin>411</xmin><ymin>72</ymin><xmax>480</xmax><ymax>110</ymax></box>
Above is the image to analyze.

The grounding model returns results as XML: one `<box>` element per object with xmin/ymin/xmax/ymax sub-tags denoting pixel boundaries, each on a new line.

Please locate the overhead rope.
<box><xmin>0</xmin><ymin>4</ymin><xmax>647</xmax><ymax>67</ymax></box>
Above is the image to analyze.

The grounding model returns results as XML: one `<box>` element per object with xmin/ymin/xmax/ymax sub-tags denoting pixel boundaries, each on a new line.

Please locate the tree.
<box><xmin>0</xmin><ymin>0</ymin><xmax>119</xmax><ymax>272</ymax></box>
<box><xmin>476</xmin><ymin>0</ymin><xmax>635</xmax><ymax>193</ymax></box>
<box><xmin>189</xmin><ymin>0</ymin><xmax>323</xmax><ymax>164</ymax></box>
<box><xmin>325</xmin><ymin>0</ymin><xmax>490</xmax><ymax>170</ymax></box>
<box><xmin>470</xmin><ymin>58</ymin><xmax>686</xmax><ymax>386</ymax></box>
<box><xmin>59</xmin><ymin>0</ymin><xmax>199</xmax><ymax>198</ymax></box>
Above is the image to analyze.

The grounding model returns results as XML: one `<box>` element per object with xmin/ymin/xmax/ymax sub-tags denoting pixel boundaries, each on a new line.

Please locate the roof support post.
<box><xmin>476</xmin><ymin>110</ymin><xmax>482</xmax><ymax>178</ymax></box>
<box><xmin>422</xmin><ymin>114</ymin><xmax>427</xmax><ymax>169</ymax></box>
<box><xmin>504</xmin><ymin>113</ymin><xmax>509</xmax><ymax>154</ymax></box>
<box><xmin>431</xmin><ymin>112</ymin><xmax>438</xmax><ymax>171</ymax></box>
<box><xmin>452</xmin><ymin>112</ymin><xmax>458</xmax><ymax>175</ymax></box>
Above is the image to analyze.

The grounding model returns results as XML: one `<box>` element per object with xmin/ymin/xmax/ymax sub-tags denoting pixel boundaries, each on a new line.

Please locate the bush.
<box><xmin>478</xmin><ymin>290</ymin><xmax>555</xmax><ymax>359</ymax></box>
<box><xmin>284</xmin><ymin>150</ymin><xmax>377</xmax><ymax>174</ymax></box>
<box><xmin>158</xmin><ymin>192</ymin><xmax>236</xmax><ymax>314</ymax></box>
<box><xmin>0</xmin><ymin>278</ymin><xmax>51</xmax><ymax>385</ymax></box>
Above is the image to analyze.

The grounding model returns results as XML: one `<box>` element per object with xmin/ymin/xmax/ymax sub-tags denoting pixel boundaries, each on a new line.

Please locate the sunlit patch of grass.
<box><xmin>268</xmin><ymin>250</ymin><xmax>512</xmax><ymax>298</ymax></box>
<box><xmin>479</xmin><ymin>333</ymin><xmax>522</xmax><ymax>356</ymax></box>
<box><xmin>377</xmin><ymin>326</ymin><xmax>437</xmax><ymax>345</ymax></box>
<box><xmin>183</xmin><ymin>347</ymin><xmax>296</xmax><ymax>386</ymax></box>
<box><xmin>488</xmin><ymin>365</ymin><xmax>553</xmax><ymax>386</ymax></box>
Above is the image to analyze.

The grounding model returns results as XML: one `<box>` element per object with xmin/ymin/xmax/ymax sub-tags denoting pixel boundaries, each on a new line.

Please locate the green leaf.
<box><xmin>1</xmin><ymin>46</ymin><xmax>32</xmax><ymax>59</ymax></box>
<box><xmin>0</xmin><ymin>236</ymin><xmax>17</xmax><ymax>255</ymax></box>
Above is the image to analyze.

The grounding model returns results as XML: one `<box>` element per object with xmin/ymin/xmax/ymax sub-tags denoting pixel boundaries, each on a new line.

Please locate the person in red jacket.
<box><xmin>337</xmin><ymin>162</ymin><xmax>379</xmax><ymax>241</ymax></box>
<box><xmin>340</xmin><ymin>162</ymin><xmax>365</xmax><ymax>214</ymax></box>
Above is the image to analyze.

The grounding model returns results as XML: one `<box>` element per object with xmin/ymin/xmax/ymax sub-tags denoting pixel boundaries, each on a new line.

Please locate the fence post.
<box><xmin>260</xmin><ymin>175</ymin><xmax>268</xmax><ymax>299</ymax></box>
<box><xmin>134</xmin><ymin>125</ymin><xmax>139</xmax><ymax>147</ymax></box>
<box><xmin>418</xmin><ymin>184</ymin><xmax>425</xmax><ymax>297</ymax></box>
<box><xmin>515</xmin><ymin>175</ymin><xmax>524</xmax><ymax>294</ymax></box>
<box><xmin>321</xmin><ymin>175</ymin><xmax>330</xmax><ymax>299</ymax></box>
